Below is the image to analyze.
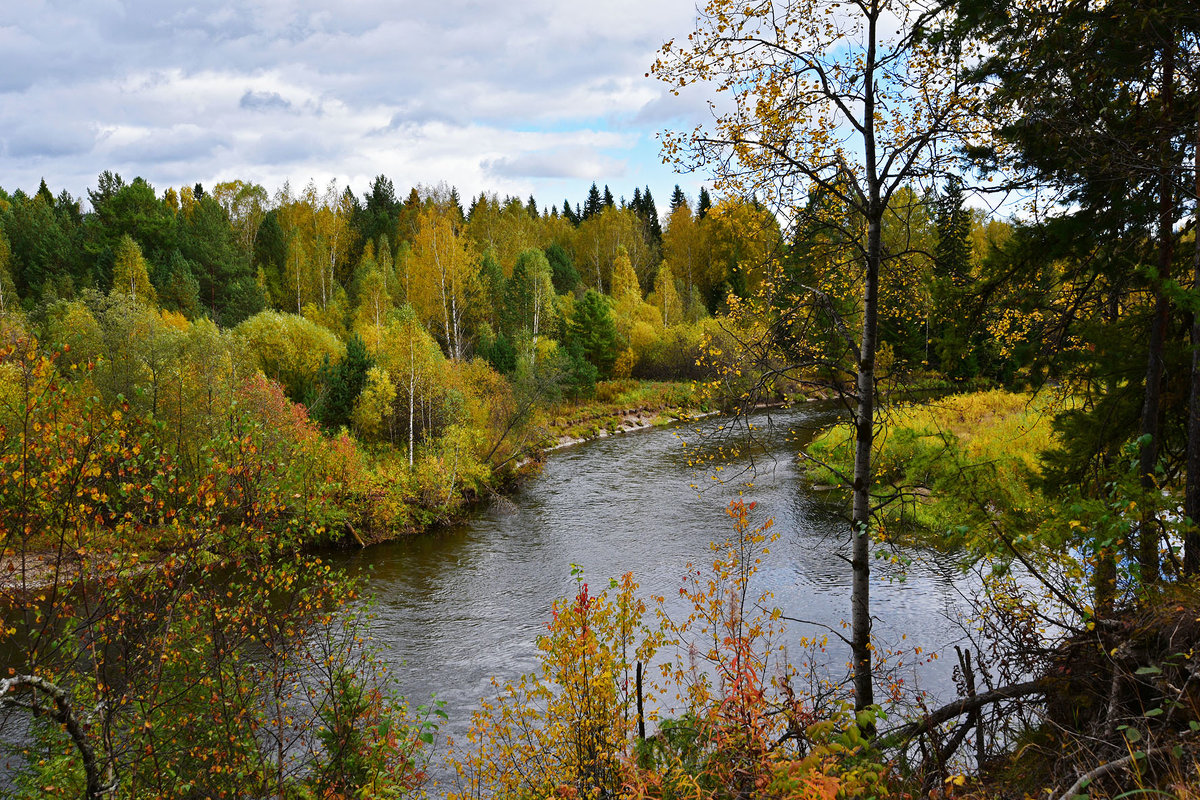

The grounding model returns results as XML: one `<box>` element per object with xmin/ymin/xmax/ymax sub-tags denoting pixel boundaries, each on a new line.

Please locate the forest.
<box><xmin>2</xmin><ymin>0</ymin><xmax>1200</xmax><ymax>797</ymax></box>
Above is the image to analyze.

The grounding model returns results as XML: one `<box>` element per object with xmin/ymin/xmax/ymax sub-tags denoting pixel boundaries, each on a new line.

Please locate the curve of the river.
<box><xmin>326</xmin><ymin>402</ymin><xmax>980</xmax><ymax>749</ymax></box>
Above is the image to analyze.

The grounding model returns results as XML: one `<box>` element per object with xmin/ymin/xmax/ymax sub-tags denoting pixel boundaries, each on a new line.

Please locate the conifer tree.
<box><xmin>562</xmin><ymin>199</ymin><xmax>580</xmax><ymax>226</ymax></box>
<box><xmin>315</xmin><ymin>333</ymin><xmax>372</xmax><ymax>430</ymax></box>
<box><xmin>569</xmin><ymin>289</ymin><xmax>619</xmax><ymax>379</ymax></box>
<box><xmin>641</xmin><ymin>187</ymin><xmax>663</xmax><ymax>246</ymax></box>
<box><xmin>546</xmin><ymin>244</ymin><xmax>581</xmax><ymax>294</ymax></box>
<box><xmin>583</xmin><ymin>183</ymin><xmax>603</xmax><ymax>221</ymax></box>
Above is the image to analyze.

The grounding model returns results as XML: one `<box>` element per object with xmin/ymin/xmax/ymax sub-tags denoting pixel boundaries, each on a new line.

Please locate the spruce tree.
<box><xmin>583</xmin><ymin>183</ymin><xmax>603</xmax><ymax>220</ymax></box>
<box><xmin>562</xmin><ymin>199</ymin><xmax>580</xmax><ymax>226</ymax></box>
<box><xmin>641</xmin><ymin>187</ymin><xmax>663</xmax><ymax>245</ymax></box>
<box><xmin>315</xmin><ymin>334</ymin><xmax>372</xmax><ymax>430</ymax></box>
<box><xmin>669</xmin><ymin>185</ymin><xmax>688</xmax><ymax>214</ymax></box>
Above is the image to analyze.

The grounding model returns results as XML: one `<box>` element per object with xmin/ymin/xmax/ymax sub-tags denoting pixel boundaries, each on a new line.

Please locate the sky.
<box><xmin>0</xmin><ymin>0</ymin><xmax>714</xmax><ymax>212</ymax></box>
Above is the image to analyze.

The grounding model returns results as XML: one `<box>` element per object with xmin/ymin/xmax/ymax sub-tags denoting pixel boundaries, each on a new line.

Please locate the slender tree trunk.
<box><xmin>409</xmin><ymin>334</ymin><xmax>416</xmax><ymax>468</ymax></box>
<box><xmin>851</xmin><ymin>0</ymin><xmax>881</xmax><ymax>719</ymax></box>
<box><xmin>1186</xmin><ymin>102</ymin><xmax>1200</xmax><ymax>576</ymax></box>
<box><xmin>1137</xmin><ymin>34</ymin><xmax>1175</xmax><ymax>584</ymax></box>
<box><xmin>450</xmin><ymin>282</ymin><xmax>461</xmax><ymax>360</ymax></box>
<box><xmin>295</xmin><ymin>253</ymin><xmax>302</xmax><ymax>315</ymax></box>
<box><xmin>432</xmin><ymin>228</ymin><xmax>455</xmax><ymax>358</ymax></box>
<box><xmin>852</xmin><ymin>214</ymin><xmax>881</xmax><ymax>715</ymax></box>
<box><xmin>1096</xmin><ymin>294</ymin><xmax>1121</xmax><ymax>611</ymax></box>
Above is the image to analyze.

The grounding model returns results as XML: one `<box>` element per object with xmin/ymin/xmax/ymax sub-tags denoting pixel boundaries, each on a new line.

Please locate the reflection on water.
<box><xmin>325</xmin><ymin>403</ymin><xmax>977</xmax><ymax>750</ymax></box>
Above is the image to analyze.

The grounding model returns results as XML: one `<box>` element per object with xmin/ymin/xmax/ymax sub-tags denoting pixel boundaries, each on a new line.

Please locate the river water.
<box><xmin>326</xmin><ymin>403</ymin><xmax>979</xmax><ymax>749</ymax></box>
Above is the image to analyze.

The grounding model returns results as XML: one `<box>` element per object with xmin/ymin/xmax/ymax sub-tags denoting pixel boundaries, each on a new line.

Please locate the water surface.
<box><xmin>327</xmin><ymin>404</ymin><xmax>977</xmax><ymax>742</ymax></box>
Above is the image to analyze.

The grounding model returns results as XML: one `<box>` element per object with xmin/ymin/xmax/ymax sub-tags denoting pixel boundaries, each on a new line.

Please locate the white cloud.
<box><xmin>0</xmin><ymin>1</ymin><xmax>711</xmax><ymax>207</ymax></box>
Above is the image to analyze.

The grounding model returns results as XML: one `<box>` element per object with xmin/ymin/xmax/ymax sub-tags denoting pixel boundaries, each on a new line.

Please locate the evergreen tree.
<box><xmin>641</xmin><ymin>187</ymin><xmax>663</xmax><ymax>246</ymax></box>
<box><xmin>697</xmin><ymin>187</ymin><xmax>712</xmax><ymax>220</ymax></box>
<box><xmin>448</xmin><ymin>187</ymin><xmax>465</xmax><ymax>223</ymax></box>
<box><xmin>357</xmin><ymin>175</ymin><xmax>400</xmax><ymax>252</ymax></box>
<box><xmin>526</xmin><ymin>195</ymin><xmax>539</xmax><ymax>218</ymax></box>
<box><xmin>602</xmin><ymin>185</ymin><xmax>615</xmax><ymax>208</ymax></box>
<box><xmin>85</xmin><ymin>176</ymin><xmax>177</xmax><ymax>283</ymax></box>
<box><xmin>159</xmin><ymin>251</ymin><xmax>202</xmax><ymax>319</ymax></box>
<box><xmin>35</xmin><ymin>179</ymin><xmax>54</xmax><ymax>206</ymax></box>
<box><xmin>928</xmin><ymin>178</ymin><xmax>976</xmax><ymax>373</ymax></box>
<box><xmin>315</xmin><ymin>333</ymin><xmax>372</xmax><ymax>430</ymax></box>
<box><xmin>562</xmin><ymin>199</ymin><xmax>580</xmax><ymax>226</ymax></box>
<box><xmin>3</xmin><ymin>186</ymin><xmax>85</xmax><ymax>297</ymax></box>
<box><xmin>545</xmin><ymin>243</ymin><xmax>581</xmax><ymax>294</ymax></box>
<box><xmin>952</xmin><ymin>0</ymin><xmax>1200</xmax><ymax>577</ymax></box>
<box><xmin>569</xmin><ymin>289</ymin><xmax>619</xmax><ymax>379</ymax></box>
<box><xmin>181</xmin><ymin>195</ymin><xmax>254</xmax><ymax>322</ymax></box>
<box><xmin>561</xmin><ymin>341</ymin><xmax>599</xmax><ymax>400</ymax></box>
<box><xmin>252</xmin><ymin>210</ymin><xmax>287</xmax><ymax>307</ymax></box>
<box><xmin>485</xmin><ymin>331</ymin><xmax>517</xmax><ymax>374</ymax></box>
<box><xmin>88</xmin><ymin>171</ymin><xmax>125</xmax><ymax>210</ymax></box>
<box><xmin>669</xmin><ymin>185</ymin><xmax>688</xmax><ymax>214</ymax></box>
<box><xmin>583</xmin><ymin>183</ymin><xmax>603</xmax><ymax>220</ymax></box>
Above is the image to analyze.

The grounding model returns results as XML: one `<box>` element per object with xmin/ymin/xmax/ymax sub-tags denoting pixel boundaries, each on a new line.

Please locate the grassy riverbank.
<box><xmin>804</xmin><ymin>388</ymin><xmax>1068</xmax><ymax>542</ymax></box>
<box><xmin>539</xmin><ymin>378</ymin><xmax>704</xmax><ymax>446</ymax></box>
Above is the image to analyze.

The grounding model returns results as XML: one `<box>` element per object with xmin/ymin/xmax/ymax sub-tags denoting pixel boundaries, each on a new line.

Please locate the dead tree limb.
<box><xmin>1055</xmin><ymin>740</ymin><xmax>1189</xmax><ymax>800</ymax></box>
<box><xmin>880</xmin><ymin>680</ymin><xmax>1045</xmax><ymax>747</ymax></box>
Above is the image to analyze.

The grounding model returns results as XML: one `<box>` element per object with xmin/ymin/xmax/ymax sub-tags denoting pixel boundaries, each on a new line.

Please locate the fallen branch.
<box><xmin>1055</xmin><ymin>740</ymin><xmax>1189</xmax><ymax>800</ymax></box>
<box><xmin>880</xmin><ymin>679</ymin><xmax>1044</xmax><ymax>747</ymax></box>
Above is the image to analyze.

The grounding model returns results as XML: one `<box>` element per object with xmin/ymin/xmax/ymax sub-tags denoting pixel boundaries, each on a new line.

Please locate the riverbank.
<box><xmin>802</xmin><ymin>388</ymin><xmax>1067</xmax><ymax>544</ymax></box>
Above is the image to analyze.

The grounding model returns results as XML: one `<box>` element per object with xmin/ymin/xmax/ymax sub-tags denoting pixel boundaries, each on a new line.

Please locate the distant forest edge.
<box><xmin>0</xmin><ymin>172</ymin><xmax>1009</xmax><ymax>547</ymax></box>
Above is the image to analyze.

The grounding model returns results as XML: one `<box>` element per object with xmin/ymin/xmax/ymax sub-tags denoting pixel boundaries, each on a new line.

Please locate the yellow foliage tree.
<box><xmin>662</xmin><ymin>201</ymin><xmax>713</xmax><ymax>313</ymax></box>
<box><xmin>351</xmin><ymin>366</ymin><xmax>397</xmax><ymax>442</ymax></box>
<box><xmin>652</xmin><ymin>262</ymin><xmax>682</xmax><ymax>327</ymax></box>
<box><xmin>233</xmin><ymin>310</ymin><xmax>344</xmax><ymax>399</ymax></box>
<box><xmin>0</xmin><ymin>229</ymin><xmax>15</xmax><ymax>315</ymax></box>
<box><xmin>411</xmin><ymin>206</ymin><xmax>476</xmax><ymax>360</ymax></box>
<box><xmin>610</xmin><ymin>245</ymin><xmax>641</xmax><ymax>301</ymax></box>
<box><xmin>653</xmin><ymin>0</ymin><xmax>981</xmax><ymax>713</ymax></box>
<box><xmin>574</xmin><ymin>206</ymin><xmax>655</xmax><ymax>294</ymax></box>
<box><xmin>110</xmin><ymin>234</ymin><xmax>157</xmax><ymax>306</ymax></box>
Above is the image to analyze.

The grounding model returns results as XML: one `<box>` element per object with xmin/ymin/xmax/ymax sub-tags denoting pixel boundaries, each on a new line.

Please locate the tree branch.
<box><xmin>1</xmin><ymin>674</ymin><xmax>116</xmax><ymax>799</ymax></box>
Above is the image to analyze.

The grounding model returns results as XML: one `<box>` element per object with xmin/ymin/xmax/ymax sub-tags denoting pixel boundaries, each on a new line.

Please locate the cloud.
<box><xmin>106</xmin><ymin>126</ymin><xmax>230</xmax><ymax>165</ymax></box>
<box><xmin>0</xmin><ymin>1</ymin><xmax>708</xmax><ymax>206</ymax></box>
<box><xmin>239</xmin><ymin>90</ymin><xmax>292</xmax><ymax>112</ymax></box>
<box><xmin>482</xmin><ymin>149</ymin><xmax>627</xmax><ymax>181</ymax></box>
<box><xmin>3</xmin><ymin>124</ymin><xmax>97</xmax><ymax>159</ymax></box>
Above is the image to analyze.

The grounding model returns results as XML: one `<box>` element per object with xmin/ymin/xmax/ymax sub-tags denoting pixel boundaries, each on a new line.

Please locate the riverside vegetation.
<box><xmin>4</xmin><ymin>0</ymin><xmax>1200</xmax><ymax>797</ymax></box>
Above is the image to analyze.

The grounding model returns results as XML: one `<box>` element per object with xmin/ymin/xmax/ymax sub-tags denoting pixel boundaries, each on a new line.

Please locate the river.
<box><xmin>325</xmin><ymin>402</ymin><xmax>980</xmax><ymax>753</ymax></box>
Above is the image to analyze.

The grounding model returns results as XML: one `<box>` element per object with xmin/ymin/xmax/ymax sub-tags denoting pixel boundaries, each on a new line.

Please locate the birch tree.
<box><xmin>411</xmin><ymin>206</ymin><xmax>475</xmax><ymax>360</ymax></box>
<box><xmin>653</xmin><ymin>0</ymin><xmax>980</xmax><ymax>713</ymax></box>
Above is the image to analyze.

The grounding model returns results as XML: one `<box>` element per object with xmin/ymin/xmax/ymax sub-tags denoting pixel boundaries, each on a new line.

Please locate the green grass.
<box><xmin>543</xmin><ymin>380</ymin><xmax>703</xmax><ymax>443</ymax></box>
<box><xmin>805</xmin><ymin>389</ymin><xmax>1071</xmax><ymax>541</ymax></box>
